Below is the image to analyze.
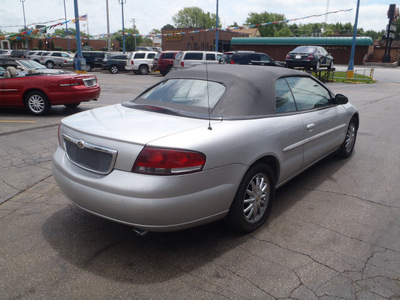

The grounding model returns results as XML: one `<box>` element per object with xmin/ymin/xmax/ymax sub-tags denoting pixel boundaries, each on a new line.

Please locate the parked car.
<box><xmin>27</xmin><ymin>51</ymin><xmax>48</xmax><ymax>62</ymax></box>
<box><xmin>0</xmin><ymin>58</ymin><xmax>67</xmax><ymax>74</ymax></box>
<box><xmin>286</xmin><ymin>46</ymin><xmax>334</xmax><ymax>70</ymax></box>
<box><xmin>40</xmin><ymin>51</ymin><xmax>74</xmax><ymax>69</ymax></box>
<box><xmin>224</xmin><ymin>51</ymin><xmax>286</xmax><ymax>67</ymax></box>
<box><xmin>0</xmin><ymin>66</ymin><xmax>100</xmax><ymax>115</ymax></box>
<box><xmin>152</xmin><ymin>50</ymin><xmax>179</xmax><ymax>76</ymax></box>
<box><xmin>173</xmin><ymin>51</ymin><xmax>223</xmax><ymax>69</ymax></box>
<box><xmin>77</xmin><ymin>51</ymin><xmax>110</xmax><ymax>72</ymax></box>
<box><xmin>0</xmin><ymin>50</ymin><xmax>13</xmax><ymax>58</ymax></box>
<box><xmin>101</xmin><ymin>54</ymin><xmax>128</xmax><ymax>74</ymax></box>
<box><xmin>52</xmin><ymin>64</ymin><xmax>358</xmax><ymax>234</ymax></box>
<box><xmin>10</xmin><ymin>49</ymin><xmax>29</xmax><ymax>58</ymax></box>
<box><xmin>125</xmin><ymin>51</ymin><xmax>157</xmax><ymax>75</ymax></box>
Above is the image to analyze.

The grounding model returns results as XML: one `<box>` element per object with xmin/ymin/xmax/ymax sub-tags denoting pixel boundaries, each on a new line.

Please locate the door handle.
<box><xmin>306</xmin><ymin>123</ymin><xmax>315</xmax><ymax>131</ymax></box>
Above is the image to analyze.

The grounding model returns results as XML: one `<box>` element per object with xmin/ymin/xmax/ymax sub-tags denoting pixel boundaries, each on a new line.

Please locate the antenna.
<box><xmin>203</xmin><ymin>20</ymin><xmax>212</xmax><ymax>130</ymax></box>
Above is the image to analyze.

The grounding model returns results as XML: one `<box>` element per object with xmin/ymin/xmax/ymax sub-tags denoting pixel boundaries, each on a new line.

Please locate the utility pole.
<box><xmin>106</xmin><ymin>0</ymin><xmax>111</xmax><ymax>51</ymax></box>
<box><xmin>131</xmin><ymin>18</ymin><xmax>137</xmax><ymax>50</ymax></box>
<box><xmin>215</xmin><ymin>0</ymin><xmax>219</xmax><ymax>52</ymax></box>
<box><xmin>346</xmin><ymin>0</ymin><xmax>360</xmax><ymax>79</ymax></box>
<box><xmin>119</xmin><ymin>0</ymin><xmax>126</xmax><ymax>54</ymax></box>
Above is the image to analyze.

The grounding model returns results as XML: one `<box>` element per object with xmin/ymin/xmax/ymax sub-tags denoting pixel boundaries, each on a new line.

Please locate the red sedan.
<box><xmin>0</xmin><ymin>67</ymin><xmax>101</xmax><ymax>115</ymax></box>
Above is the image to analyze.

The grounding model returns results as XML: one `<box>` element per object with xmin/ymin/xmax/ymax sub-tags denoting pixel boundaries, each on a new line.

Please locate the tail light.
<box><xmin>133</xmin><ymin>147</ymin><xmax>206</xmax><ymax>175</ymax></box>
<box><xmin>59</xmin><ymin>77</ymin><xmax>84</xmax><ymax>86</ymax></box>
<box><xmin>181</xmin><ymin>61</ymin><xmax>184</xmax><ymax>67</ymax></box>
<box><xmin>230</xmin><ymin>60</ymin><xmax>235</xmax><ymax>64</ymax></box>
<box><xmin>306</xmin><ymin>54</ymin><xmax>314</xmax><ymax>60</ymax></box>
<box><xmin>286</xmin><ymin>54</ymin><xmax>290</xmax><ymax>59</ymax></box>
<box><xmin>131</xmin><ymin>60</ymin><xmax>134</xmax><ymax>65</ymax></box>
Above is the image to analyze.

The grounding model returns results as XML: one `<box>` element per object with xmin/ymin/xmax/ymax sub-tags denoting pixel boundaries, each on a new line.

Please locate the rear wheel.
<box><xmin>226</xmin><ymin>163</ymin><xmax>275</xmax><ymax>232</ymax></box>
<box><xmin>109</xmin><ymin>65</ymin><xmax>119</xmax><ymax>74</ymax></box>
<box><xmin>25</xmin><ymin>91</ymin><xmax>51</xmax><ymax>115</ymax></box>
<box><xmin>338</xmin><ymin>117</ymin><xmax>358</xmax><ymax>158</ymax></box>
<box><xmin>139</xmin><ymin>64</ymin><xmax>149</xmax><ymax>75</ymax></box>
<box><xmin>64</xmin><ymin>102</ymin><xmax>81</xmax><ymax>109</ymax></box>
<box><xmin>46</xmin><ymin>61</ymin><xmax>54</xmax><ymax>69</ymax></box>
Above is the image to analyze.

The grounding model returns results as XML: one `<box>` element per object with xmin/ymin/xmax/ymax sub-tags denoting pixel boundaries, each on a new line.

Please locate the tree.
<box><xmin>53</xmin><ymin>28</ymin><xmax>77</xmax><ymax>36</ymax></box>
<box><xmin>113</xmin><ymin>28</ymin><xmax>143</xmax><ymax>51</ymax></box>
<box><xmin>162</xmin><ymin>24</ymin><xmax>175</xmax><ymax>31</ymax></box>
<box><xmin>172</xmin><ymin>7</ymin><xmax>221</xmax><ymax>29</ymax></box>
<box><xmin>245</xmin><ymin>12</ymin><xmax>287</xmax><ymax>37</ymax></box>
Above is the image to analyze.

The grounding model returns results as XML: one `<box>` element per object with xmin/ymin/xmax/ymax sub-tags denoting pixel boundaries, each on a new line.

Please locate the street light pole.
<box><xmin>346</xmin><ymin>0</ymin><xmax>360</xmax><ymax>79</ymax></box>
<box><xmin>215</xmin><ymin>0</ymin><xmax>219</xmax><ymax>52</ymax></box>
<box><xmin>119</xmin><ymin>0</ymin><xmax>126</xmax><ymax>54</ymax></box>
<box><xmin>106</xmin><ymin>0</ymin><xmax>111</xmax><ymax>51</ymax></box>
<box><xmin>20</xmin><ymin>0</ymin><xmax>29</xmax><ymax>50</ymax></box>
<box><xmin>63</xmin><ymin>0</ymin><xmax>70</xmax><ymax>52</ymax></box>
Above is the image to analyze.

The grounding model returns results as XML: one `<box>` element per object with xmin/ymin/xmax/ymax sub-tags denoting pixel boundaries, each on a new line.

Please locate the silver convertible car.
<box><xmin>52</xmin><ymin>65</ymin><xmax>358</xmax><ymax>233</ymax></box>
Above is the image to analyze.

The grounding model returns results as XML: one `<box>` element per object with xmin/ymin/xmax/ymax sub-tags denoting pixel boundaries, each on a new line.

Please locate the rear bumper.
<box><xmin>49</xmin><ymin>85</ymin><xmax>101</xmax><ymax>104</ymax></box>
<box><xmin>52</xmin><ymin>146</ymin><xmax>245</xmax><ymax>232</ymax></box>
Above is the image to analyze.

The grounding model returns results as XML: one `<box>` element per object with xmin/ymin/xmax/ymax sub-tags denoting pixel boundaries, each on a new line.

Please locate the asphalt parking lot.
<box><xmin>0</xmin><ymin>66</ymin><xmax>399</xmax><ymax>299</ymax></box>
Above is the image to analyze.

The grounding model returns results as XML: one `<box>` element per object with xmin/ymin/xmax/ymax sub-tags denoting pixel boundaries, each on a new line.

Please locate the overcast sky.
<box><xmin>0</xmin><ymin>0</ymin><xmax>396</xmax><ymax>37</ymax></box>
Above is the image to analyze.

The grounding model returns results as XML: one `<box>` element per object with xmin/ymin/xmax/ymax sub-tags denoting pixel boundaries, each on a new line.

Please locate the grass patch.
<box><xmin>331</xmin><ymin>71</ymin><xmax>375</xmax><ymax>84</ymax></box>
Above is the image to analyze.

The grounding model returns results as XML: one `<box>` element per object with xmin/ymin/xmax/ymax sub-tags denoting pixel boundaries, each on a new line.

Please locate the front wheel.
<box><xmin>225</xmin><ymin>163</ymin><xmax>275</xmax><ymax>232</ymax></box>
<box><xmin>338</xmin><ymin>117</ymin><xmax>358</xmax><ymax>158</ymax></box>
<box><xmin>25</xmin><ymin>91</ymin><xmax>51</xmax><ymax>115</ymax></box>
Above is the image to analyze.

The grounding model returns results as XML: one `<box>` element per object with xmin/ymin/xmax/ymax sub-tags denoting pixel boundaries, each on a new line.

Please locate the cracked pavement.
<box><xmin>0</xmin><ymin>68</ymin><xmax>399</xmax><ymax>299</ymax></box>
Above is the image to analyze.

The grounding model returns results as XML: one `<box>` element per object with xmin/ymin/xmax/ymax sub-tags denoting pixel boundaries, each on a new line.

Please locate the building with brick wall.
<box><xmin>161</xmin><ymin>28</ymin><xmax>248</xmax><ymax>52</ymax></box>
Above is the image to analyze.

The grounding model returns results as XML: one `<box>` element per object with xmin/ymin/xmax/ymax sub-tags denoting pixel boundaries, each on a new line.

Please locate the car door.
<box><xmin>286</xmin><ymin>76</ymin><xmax>347</xmax><ymax>168</ymax></box>
<box><xmin>274</xmin><ymin>78</ymin><xmax>305</xmax><ymax>184</ymax></box>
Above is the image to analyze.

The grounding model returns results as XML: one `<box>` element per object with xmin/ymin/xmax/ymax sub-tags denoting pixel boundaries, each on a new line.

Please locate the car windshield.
<box><xmin>134</xmin><ymin>79</ymin><xmax>225</xmax><ymax>109</ymax></box>
<box><xmin>293</xmin><ymin>46</ymin><xmax>316</xmax><ymax>53</ymax></box>
<box><xmin>19</xmin><ymin>59</ymin><xmax>46</xmax><ymax>70</ymax></box>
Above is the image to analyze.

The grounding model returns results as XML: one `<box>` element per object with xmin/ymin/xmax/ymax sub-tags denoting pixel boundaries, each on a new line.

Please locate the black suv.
<box><xmin>75</xmin><ymin>51</ymin><xmax>109</xmax><ymax>72</ymax></box>
<box><xmin>101</xmin><ymin>54</ymin><xmax>128</xmax><ymax>74</ymax></box>
<box><xmin>222</xmin><ymin>51</ymin><xmax>286</xmax><ymax>67</ymax></box>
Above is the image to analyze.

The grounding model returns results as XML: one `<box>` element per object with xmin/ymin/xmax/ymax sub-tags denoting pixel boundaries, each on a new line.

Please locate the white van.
<box><xmin>173</xmin><ymin>51</ymin><xmax>223</xmax><ymax>69</ymax></box>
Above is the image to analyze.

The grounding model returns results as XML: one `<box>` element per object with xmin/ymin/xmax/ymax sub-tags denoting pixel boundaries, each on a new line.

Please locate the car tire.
<box><xmin>109</xmin><ymin>65</ymin><xmax>119</xmax><ymax>74</ymax></box>
<box><xmin>64</xmin><ymin>102</ymin><xmax>81</xmax><ymax>109</ymax></box>
<box><xmin>338</xmin><ymin>117</ymin><xmax>358</xmax><ymax>158</ymax></box>
<box><xmin>25</xmin><ymin>90</ymin><xmax>51</xmax><ymax>115</ymax></box>
<box><xmin>46</xmin><ymin>61</ymin><xmax>54</xmax><ymax>69</ymax></box>
<box><xmin>139</xmin><ymin>64</ymin><xmax>149</xmax><ymax>75</ymax></box>
<box><xmin>225</xmin><ymin>163</ymin><xmax>275</xmax><ymax>233</ymax></box>
<box><xmin>86</xmin><ymin>64</ymin><xmax>92</xmax><ymax>72</ymax></box>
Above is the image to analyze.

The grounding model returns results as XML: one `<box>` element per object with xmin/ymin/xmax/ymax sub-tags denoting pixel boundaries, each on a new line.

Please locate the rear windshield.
<box><xmin>162</xmin><ymin>52</ymin><xmax>175</xmax><ymax>59</ymax></box>
<box><xmin>293</xmin><ymin>46</ymin><xmax>316</xmax><ymax>53</ymax></box>
<box><xmin>135</xmin><ymin>79</ymin><xmax>225</xmax><ymax>109</ymax></box>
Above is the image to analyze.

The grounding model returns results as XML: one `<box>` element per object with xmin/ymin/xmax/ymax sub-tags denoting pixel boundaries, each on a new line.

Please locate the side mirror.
<box><xmin>335</xmin><ymin>94</ymin><xmax>348</xmax><ymax>104</ymax></box>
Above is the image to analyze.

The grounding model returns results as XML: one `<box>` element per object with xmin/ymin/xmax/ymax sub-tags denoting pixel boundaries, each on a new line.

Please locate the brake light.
<box><xmin>59</xmin><ymin>77</ymin><xmax>83</xmax><ymax>86</ymax></box>
<box><xmin>131</xmin><ymin>60</ymin><xmax>134</xmax><ymax>65</ymax></box>
<box><xmin>230</xmin><ymin>60</ymin><xmax>235</xmax><ymax>64</ymax></box>
<box><xmin>133</xmin><ymin>147</ymin><xmax>206</xmax><ymax>175</ymax></box>
<box><xmin>286</xmin><ymin>54</ymin><xmax>290</xmax><ymax>59</ymax></box>
<box><xmin>181</xmin><ymin>61</ymin><xmax>184</xmax><ymax>67</ymax></box>
<box><xmin>306</xmin><ymin>54</ymin><xmax>314</xmax><ymax>60</ymax></box>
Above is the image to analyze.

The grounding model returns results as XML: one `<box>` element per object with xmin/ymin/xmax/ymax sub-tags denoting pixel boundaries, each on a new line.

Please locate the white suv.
<box><xmin>40</xmin><ymin>51</ymin><xmax>73</xmax><ymax>69</ymax></box>
<box><xmin>125</xmin><ymin>51</ymin><xmax>157</xmax><ymax>75</ymax></box>
<box><xmin>173</xmin><ymin>51</ymin><xmax>223</xmax><ymax>69</ymax></box>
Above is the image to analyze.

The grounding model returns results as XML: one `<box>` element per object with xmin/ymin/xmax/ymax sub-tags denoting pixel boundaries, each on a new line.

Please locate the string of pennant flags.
<box><xmin>0</xmin><ymin>8</ymin><xmax>352</xmax><ymax>41</ymax></box>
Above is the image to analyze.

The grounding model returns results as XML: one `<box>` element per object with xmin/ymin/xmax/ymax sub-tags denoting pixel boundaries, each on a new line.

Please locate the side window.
<box><xmin>147</xmin><ymin>53</ymin><xmax>155</xmax><ymax>59</ymax></box>
<box><xmin>260</xmin><ymin>54</ymin><xmax>272</xmax><ymax>63</ymax></box>
<box><xmin>52</xmin><ymin>53</ymin><xmax>61</xmax><ymax>57</ymax></box>
<box><xmin>134</xmin><ymin>53</ymin><xmax>146</xmax><ymax>59</ymax></box>
<box><xmin>185</xmin><ymin>52</ymin><xmax>203</xmax><ymax>60</ymax></box>
<box><xmin>61</xmin><ymin>53</ymin><xmax>69</xmax><ymax>58</ymax></box>
<box><xmin>275</xmin><ymin>78</ymin><xmax>297</xmax><ymax>113</ymax></box>
<box><xmin>206</xmin><ymin>53</ymin><xmax>215</xmax><ymax>60</ymax></box>
<box><xmin>286</xmin><ymin>77</ymin><xmax>332</xmax><ymax>111</ymax></box>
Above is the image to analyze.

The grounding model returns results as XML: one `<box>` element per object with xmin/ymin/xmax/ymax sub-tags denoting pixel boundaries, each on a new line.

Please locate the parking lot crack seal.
<box><xmin>0</xmin><ymin>123</ymin><xmax>59</xmax><ymax>137</ymax></box>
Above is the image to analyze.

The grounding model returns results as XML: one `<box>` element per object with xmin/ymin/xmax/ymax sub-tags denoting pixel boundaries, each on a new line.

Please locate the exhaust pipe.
<box><xmin>133</xmin><ymin>228</ymin><xmax>148</xmax><ymax>237</ymax></box>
